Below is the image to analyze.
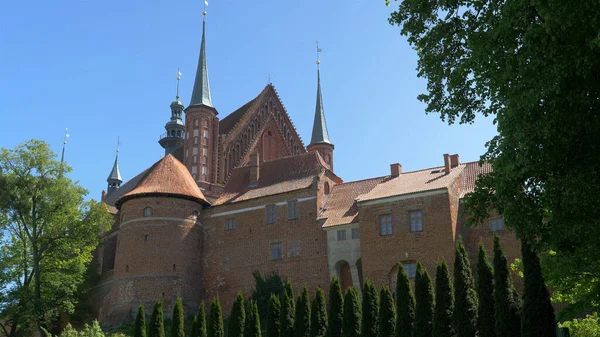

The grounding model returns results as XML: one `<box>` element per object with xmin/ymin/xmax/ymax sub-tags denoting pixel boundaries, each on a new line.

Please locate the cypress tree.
<box><xmin>171</xmin><ymin>297</ymin><xmax>185</xmax><ymax>337</ymax></box>
<box><xmin>229</xmin><ymin>292</ymin><xmax>246</xmax><ymax>337</ymax></box>
<box><xmin>327</xmin><ymin>277</ymin><xmax>344</xmax><ymax>337</ymax></box>
<box><xmin>477</xmin><ymin>243</ymin><xmax>496</xmax><ymax>337</ymax></box>
<box><xmin>280</xmin><ymin>283</ymin><xmax>295</xmax><ymax>337</ymax></box>
<box><xmin>454</xmin><ymin>239</ymin><xmax>478</xmax><ymax>337</ymax></box>
<box><xmin>285</xmin><ymin>281</ymin><xmax>295</xmax><ymax>311</ymax></box>
<box><xmin>493</xmin><ymin>234</ymin><xmax>521</xmax><ymax>337</ymax></box>
<box><xmin>379</xmin><ymin>286</ymin><xmax>396</xmax><ymax>337</ymax></box>
<box><xmin>362</xmin><ymin>280</ymin><xmax>380</xmax><ymax>337</ymax></box>
<box><xmin>433</xmin><ymin>261</ymin><xmax>454</xmax><ymax>337</ymax></box>
<box><xmin>135</xmin><ymin>304</ymin><xmax>146</xmax><ymax>337</ymax></box>
<box><xmin>521</xmin><ymin>241</ymin><xmax>556</xmax><ymax>337</ymax></box>
<box><xmin>267</xmin><ymin>295</ymin><xmax>281</xmax><ymax>337</ymax></box>
<box><xmin>149</xmin><ymin>300</ymin><xmax>165</xmax><ymax>337</ymax></box>
<box><xmin>310</xmin><ymin>287</ymin><xmax>327</xmax><ymax>337</ymax></box>
<box><xmin>342</xmin><ymin>287</ymin><xmax>362</xmax><ymax>337</ymax></box>
<box><xmin>396</xmin><ymin>263</ymin><xmax>415</xmax><ymax>337</ymax></box>
<box><xmin>413</xmin><ymin>263</ymin><xmax>434</xmax><ymax>337</ymax></box>
<box><xmin>244</xmin><ymin>300</ymin><xmax>262</xmax><ymax>337</ymax></box>
<box><xmin>208</xmin><ymin>297</ymin><xmax>224</xmax><ymax>337</ymax></box>
<box><xmin>293</xmin><ymin>287</ymin><xmax>311</xmax><ymax>337</ymax></box>
<box><xmin>190</xmin><ymin>302</ymin><xmax>207</xmax><ymax>337</ymax></box>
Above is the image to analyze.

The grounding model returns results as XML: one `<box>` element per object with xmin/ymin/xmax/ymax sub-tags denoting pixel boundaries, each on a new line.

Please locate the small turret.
<box><xmin>107</xmin><ymin>153</ymin><xmax>122</xmax><ymax>195</ymax></box>
<box><xmin>159</xmin><ymin>70</ymin><xmax>186</xmax><ymax>160</ymax></box>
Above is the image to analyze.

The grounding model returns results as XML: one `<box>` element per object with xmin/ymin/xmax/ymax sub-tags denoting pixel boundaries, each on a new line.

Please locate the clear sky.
<box><xmin>0</xmin><ymin>0</ymin><xmax>496</xmax><ymax>200</ymax></box>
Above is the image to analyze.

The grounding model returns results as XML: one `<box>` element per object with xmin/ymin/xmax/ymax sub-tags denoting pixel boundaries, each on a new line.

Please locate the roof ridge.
<box><xmin>221</xmin><ymin>85</ymin><xmax>271</xmax><ymax>138</ymax></box>
<box><xmin>336</xmin><ymin>176</ymin><xmax>387</xmax><ymax>186</ymax></box>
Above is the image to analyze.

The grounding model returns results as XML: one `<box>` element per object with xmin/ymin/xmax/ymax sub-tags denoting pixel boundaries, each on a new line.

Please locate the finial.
<box><xmin>60</xmin><ymin>128</ymin><xmax>70</xmax><ymax>165</ymax></box>
<box><xmin>203</xmin><ymin>0</ymin><xmax>208</xmax><ymax>17</ymax></box>
<box><xmin>116</xmin><ymin>136</ymin><xmax>121</xmax><ymax>155</ymax></box>
<box><xmin>176</xmin><ymin>68</ymin><xmax>182</xmax><ymax>100</ymax></box>
<box><xmin>316</xmin><ymin>41</ymin><xmax>322</xmax><ymax>69</ymax></box>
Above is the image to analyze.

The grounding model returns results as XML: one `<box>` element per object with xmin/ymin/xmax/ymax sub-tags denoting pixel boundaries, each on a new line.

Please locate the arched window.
<box><xmin>193</xmin><ymin>155</ymin><xmax>198</xmax><ymax>163</ymax></box>
<box><xmin>143</xmin><ymin>207</ymin><xmax>153</xmax><ymax>217</ymax></box>
<box><xmin>192</xmin><ymin>173</ymin><xmax>197</xmax><ymax>180</ymax></box>
<box><xmin>324</xmin><ymin>182</ymin><xmax>330</xmax><ymax>195</ymax></box>
<box><xmin>193</xmin><ymin>210</ymin><xmax>199</xmax><ymax>217</ymax></box>
<box><xmin>203</xmin><ymin>119</ymin><xmax>209</xmax><ymax>129</ymax></box>
<box><xmin>194</xmin><ymin>118</ymin><xmax>199</xmax><ymax>128</ymax></box>
<box><xmin>145</xmin><ymin>234</ymin><xmax>149</xmax><ymax>241</ymax></box>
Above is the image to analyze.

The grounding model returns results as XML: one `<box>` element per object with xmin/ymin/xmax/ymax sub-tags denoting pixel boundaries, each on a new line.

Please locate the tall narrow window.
<box><xmin>352</xmin><ymin>228</ymin><xmax>360</xmax><ymax>239</ymax></box>
<box><xmin>491</xmin><ymin>218</ymin><xmax>504</xmax><ymax>231</ymax></box>
<box><xmin>410</xmin><ymin>211</ymin><xmax>423</xmax><ymax>231</ymax></box>
<box><xmin>402</xmin><ymin>262</ymin><xmax>417</xmax><ymax>279</ymax></box>
<box><xmin>194</xmin><ymin>136</ymin><xmax>199</xmax><ymax>145</ymax></box>
<box><xmin>337</xmin><ymin>230</ymin><xmax>347</xmax><ymax>241</ymax></box>
<box><xmin>380</xmin><ymin>215</ymin><xmax>392</xmax><ymax>236</ymax></box>
<box><xmin>226</xmin><ymin>218</ymin><xmax>236</xmax><ymax>230</ymax></box>
<box><xmin>287</xmin><ymin>200</ymin><xmax>298</xmax><ymax>219</ymax></box>
<box><xmin>193</xmin><ymin>155</ymin><xmax>198</xmax><ymax>163</ymax></box>
<box><xmin>266</xmin><ymin>205</ymin><xmax>277</xmax><ymax>224</ymax></box>
<box><xmin>271</xmin><ymin>243</ymin><xmax>282</xmax><ymax>260</ymax></box>
<box><xmin>324</xmin><ymin>182</ymin><xmax>330</xmax><ymax>195</ymax></box>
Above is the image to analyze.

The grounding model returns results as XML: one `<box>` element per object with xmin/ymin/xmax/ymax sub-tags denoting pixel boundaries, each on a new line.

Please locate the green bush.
<box><xmin>558</xmin><ymin>313</ymin><xmax>600</xmax><ymax>337</ymax></box>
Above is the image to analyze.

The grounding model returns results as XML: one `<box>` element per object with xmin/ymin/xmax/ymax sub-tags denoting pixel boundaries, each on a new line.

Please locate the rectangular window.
<box><xmin>410</xmin><ymin>211</ymin><xmax>423</xmax><ymax>232</ymax></box>
<box><xmin>351</xmin><ymin>228</ymin><xmax>360</xmax><ymax>239</ymax></box>
<box><xmin>491</xmin><ymin>218</ymin><xmax>504</xmax><ymax>231</ymax></box>
<box><xmin>226</xmin><ymin>218</ymin><xmax>235</xmax><ymax>230</ymax></box>
<box><xmin>271</xmin><ymin>243</ymin><xmax>282</xmax><ymax>260</ymax></box>
<box><xmin>337</xmin><ymin>230</ymin><xmax>347</xmax><ymax>241</ymax></box>
<box><xmin>403</xmin><ymin>262</ymin><xmax>417</xmax><ymax>279</ymax></box>
<box><xmin>380</xmin><ymin>215</ymin><xmax>392</xmax><ymax>236</ymax></box>
<box><xmin>287</xmin><ymin>200</ymin><xmax>298</xmax><ymax>219</ymax></box>
<box><xmin>266</xmin><ymin>205</ymin><xmax>277</xmax><ymax>224</ymax></box>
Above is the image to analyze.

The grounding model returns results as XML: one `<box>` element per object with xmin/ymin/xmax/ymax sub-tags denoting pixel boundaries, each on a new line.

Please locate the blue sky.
<box><xmin>0</xmin><ymin>0</ymin><xmax>496</xmax><ymax>200</ymax></box>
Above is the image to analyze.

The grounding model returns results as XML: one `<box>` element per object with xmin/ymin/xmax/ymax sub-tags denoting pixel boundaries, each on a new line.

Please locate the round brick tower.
<box><xmin>109</xmin><ymin>154</ymin><xmax>209</xmax><ymax>322</ymax></box>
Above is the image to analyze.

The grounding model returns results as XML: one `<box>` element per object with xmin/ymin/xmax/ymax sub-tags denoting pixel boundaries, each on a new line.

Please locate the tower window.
<box><xmin>324</xmin><ymin>182</ymin><xmax>330</xmax><ymax>195</ymax></box>
<box><xmin>194</xmin><ymin>136</ymin><xmax>199</xmax><ymax>145</ymax></box>
<box><xmin>193</xmin><ymin>155</ymin><xmax>198</xmax><ymax>163</ymax></box>
<box><xmin>145</xmin><ymin>234</ymin><xmax>149</xmax><ymax>242</ymax></box>
<box><xmin>192</xmin><ymin>210</ymin><xmax>199</xmax><ymax>218</ymax></box>
<box><xmin>143</xmin><ymin>207</ymin><xmax>153</xmax><ymax>217</ymax></box>
<box><xmin>203</xmin><ymin>119</ymin><xmax>209</xmax><ymax>129</ymax></box>
<box><xmin>194</xmin><ymin>118</ymin><xmax>199</xmax><ymax>128</ymax></box>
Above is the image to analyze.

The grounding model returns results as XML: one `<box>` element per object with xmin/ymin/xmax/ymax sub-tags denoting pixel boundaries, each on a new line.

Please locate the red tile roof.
<box><xmin>115</xmin><ymin>154</ymin><xmax>209</xmax><ymax>208</ymax></box>
<box><xmin>460</xmin><ymin>161</ymin><xmax>493</xmax><ymax>197</ymax></box>
<box><xmin>214</xmin><ymin>152</ymin><xmax>340</xmax><ymax>205</ymax></box>
<box><xmin>320</xmin><ymin>177</ymin><xmax>386</xmax><ymax>228</ymax></box>
<box><xmin>103</xmin><ymin>167</ymin><xmax>150</xmax><ymax>211</ymax></box>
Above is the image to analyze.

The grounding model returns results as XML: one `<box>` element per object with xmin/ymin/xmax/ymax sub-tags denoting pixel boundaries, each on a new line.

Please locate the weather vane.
<box><xmin>203</xmin><ymin>0</ymin><xmax>208</xmax><ymax>17</ymax></box>
<box><xmin>316</xmin><ymin>41</ymin><xmax>322</xmax><ymax>70</ymax></box>
<box><xmin>60</xmin><ymin>128</ymin><xmax>70</xmax><ymax>164</ymax></box>
<box><xmin>176</xmin><ymin>68</ymin><xmax>182</xmax><ymax>100</ymax></box>
<box><xmin>116</xmin><ymin>136</ymin><xmax>121</xmax><ymax>155</ymax></box>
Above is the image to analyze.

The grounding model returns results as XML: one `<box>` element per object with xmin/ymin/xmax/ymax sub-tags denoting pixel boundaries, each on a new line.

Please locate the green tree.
<box><xmin>476</xmin><ymin>244</ymin><xmax>496</xmax><ymax>337</ymax></box>
<box><xmin>149</xmin><ymin>301</ymin><xmax>165</xmax><ymax>337</ymax></box>
<box><xmin>135</xmin><ymin>304</ymin><xmax>147</xmax><ymax>337</ymax></box>
<box><xmin>396</xmin><ymin>263</ymin><xmax>415</xmax><ymax>337</ymax></box>
<box><xmin>493</xmin><ymin>235</ymin><xmax>521</xmax><ymax>337</ymax></box>
<box><xmin>244</xmin><ymin>300</ymin><xmax>262</xmax><ymax>337</ymax></box>
<box><xmin>0</xmin><ymin>140</ymin><xmax>112</xmax><ymax>336</ymax></box>
<box><xmin>279</xmin><ymin>283</ymin><xmax>295</xmax><ymax>337</ymax></box>
<box><xmin>252</xmin><ymin>271</ymin><xmax>284</xmax><ymax>329</ymax></box>
<box><xmin>171</xmin><ymin>297</ymin><xmax>185</xmax><ymax>337</ymax></box>
<box><xmin>327</xmin><ymin>277</ymin><xmax>344</xmax><ymax>337</ymax></box>
<box><xmin>229</xmin><ymin>292</ymin><xmax>246</xmax><ymax>337</ymax></box>
<box><xmin>190</xmin><ymin>302</ymin><xmax>207</xmax><ymax>337</ymax></box>
<box><xmin>387</xmin><ymin>0</ymin><xmax>600</xmax><ymax>316</ymax></box>
<box><xmin>310</xmin><ymin>287</ymin><xmax>327</xmax><ymax>337</ymax></box>
<box><xmin>362</xmin><ymin>280</ymin><xmax>380</xmax><ymax>337</ymax></box>
<box><xmin>379</xmin><ymin>286</ymin><xmax>396</xmax><ymax>337</ymax></box>
<box><xmin>558</xmin><ymin>313</ymin><xmax>600</xmax><ymax>337</ymax></box>
<box><xmin>433</xmin><ymin>261</ymin><xmax>454</xmax><ymax>337</ymax></box>
<box><xmin>207</xmin><ymin>297</ymin><xmax>224</xmax><ymax>337</ymax></box>
<box><xmin>293</xmin><ymin>288</ymin><xmax>311</xmax><ymax>337</ymax></box>
<box><xmin>267</xmin><ymin>295</ymin><xmax>281</xmax><ymax>337</ymax></box>
<box><xmin>413</xmin><ymin>263</ymin><xmax>434</xmax><ymax>337</ymax></box>
<box><xmin>521</xmin><ymin>242</ymin><xmax>556</xmax><ymax>337</ymax></box>
<box><xmin>454</xmin><ymin>240</ymin><xmax>478</xmax><ymax>337</ymax></box>
<box><xmin>342</xmin><ymin>287</ymin><xmax>361</xmax><ymax>337</ymax></box>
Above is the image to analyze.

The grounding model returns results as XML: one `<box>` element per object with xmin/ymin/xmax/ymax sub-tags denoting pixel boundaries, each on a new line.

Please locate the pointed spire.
<box><xmin>310</xmin><ymin>68</ymin><xmax>332</xmax><ymax>146</ymax></box>
<box><xmin>189</xmin><ymin>17</ymin><xmax>213</xmax><ymax>107</ymax></box>
<box><xmin>107</xmin><ymin>139</ymin><xmax>123</xmax><ymax>194</ymax></box>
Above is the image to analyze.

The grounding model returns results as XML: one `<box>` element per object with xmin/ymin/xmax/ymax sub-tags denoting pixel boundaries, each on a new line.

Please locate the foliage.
<box><xmin>309</xmin><ymin>287</ymin><xmax>327</xmax><ymax>337</ymax></box>
<box><xmin>293</xmin><ymin>288</ymin><xmax>310</xmax><ymax>337</ymax></box>
<box><xmin>171</xmin><ymin>298</ymin><xmax>185</xmax><ymax>337</ymax></box>
<box><xmin>521</xmin><ymin>242</ymin><xmax>556</xmax><ymax>337</ymax></box>
<box><xmin>493</xmin><ymin>235</ymin><xmax>521</xmax><ymax>337</ymax></box>
<box><xmin>453</xmin><ymin>240</ymin><xmax>478</xmax><ymax>337</ymax></box>
<box><xmin>244</xmin><ymin>300</ymin><xmax>261</xmax><ymax>337</ymax></box>
<box><xmin>135</xmin><ymin>304</ymin><xmax>147</xmax><ymax>337</ymax></box>
<box><xmin>387</xmin><ymin>0</ymin><xmax>600</xmax><ymax>316</ymax></box>
<box><xmin>229</xmin><ymin>292</ymin><xmax>246</xmax><ymax>337</ymax></box>
<box><xmin>53</xmin><ymin>321</ymin><xmax>105</xmax><ymax>337</ymax></box>
<box><xmin>327</xmin><ymin>277</ymin><xmax>344</xmax><ymax>337</ymax></box>
<box><xmin>433</xmin><ymin>261</ymin><xmax>454</xmax><ymax>337</ymax></box>
<box><xmin>558</xmin><ymin>313</ymin><xmax>600</xmax><ymax>337</ymax></box>
<box><xmin>361</xmin><ymin>280</ymin><xmax>379</xmax><ymax>337</ymax></box>
<box><xmin>396</xmin><ymin>263</ymin><xmax>415</xmax><ymax>337</ymax></box>
<box><xmin>190</xmin><ymin>302</ymin><xmax>207</xmax><ymax>337</ymax></box>
<box><xmin>266</xmin><ymin>295</ymin><xmax>280</xmax><ymax>337</ymax></box>
<box><xmin>207</xmin><ymin>297</ymin><xmax>224</xmax><ymax>337</ymax></box>
<box><xmin>477</xmin><ymin>244</ymin><xmax>496</xmax><ymax>337</ymax></box>
<box><xmin>0</xmin><ymin>140</ymin><xmax>112</xmax><ymax>336</ymax></box>
<box><xmin>149</xmin><ymin>301</ymin><xmax>165</xmax><ymax>337</ymax></box>
<box><xmin>342</xmin><ymin>287</ymin><xmax>361</xmax><ymax>337</ymax></box>
<box><xmin>279</xmin><ymin>282</ymin><xmax>295</xmax><ymax>337</ymax></box>
<box><xmin>252</xmin><ymin>271</ymin><xmax>284</xmax><ymax>330</ymax></box>
<box><xmin>413</xmin><ymin>263</ymin><xmax>433</xmax><ymax>337</ymax></box>
<box><xmin>379</xmin><ymin>286</ymin><xmax>396</xmax><ymax>337</ymax></box>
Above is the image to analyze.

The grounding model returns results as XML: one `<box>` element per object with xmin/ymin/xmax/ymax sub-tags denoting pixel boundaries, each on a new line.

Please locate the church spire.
<box><xmin>189</xmin><ymin>15</ymin><xmax>213</xmax><ymax>107</ymax></box>
<box><xmin>107</xmin><ymin>141</ymin><xmax>122</xmax><ymax>195</ymax></box>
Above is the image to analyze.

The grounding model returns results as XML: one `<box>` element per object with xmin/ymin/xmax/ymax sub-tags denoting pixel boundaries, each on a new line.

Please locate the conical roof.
<box><xmin>189</xmin><ymin>20</ymin><xmax>213</xmax><ymax>107</ymax></box>
<box><xmin>116</xmin><ymin>154</ymin><xmax>209</xmax><ymax>208</ymax></box>
<box><xmin>107</xmin><ymin>155</ymin><xmax>122</xmax><ymax>182</ymax></box>
<box><xmin>309</xmin><ymin>69</ymin><xmax>332</xmax><ymax>146</ymax></box>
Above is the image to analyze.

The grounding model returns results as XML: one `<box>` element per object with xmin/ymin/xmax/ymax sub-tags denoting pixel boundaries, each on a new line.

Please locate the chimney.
<box><xmin>443</xmin><ymin>153</ymin><xmax>451</xmax><ymax>174</ymax></box>
<box><xmin>390</xmin><ymin>163</ymin><xmax>402</xmax><ymax>177</ymax></box>
<box><xmin>101</xmin><ymin>190</ymin><xmax>107</xmax><ymax>200</ymax></box>
<box><xmin>450</xmin><ymin>154</ymin><xmax>460</xmax><ymax>168</ymax></box>
<box><xmin>249</xmin><ymin>153</ymin><xmax>260</xmax><ymax>187</ymax></box>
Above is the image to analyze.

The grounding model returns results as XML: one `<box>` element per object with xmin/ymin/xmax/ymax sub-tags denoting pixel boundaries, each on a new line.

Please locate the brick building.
<box><xmin>91</xmin><ymin>15</ymin><xmax>521</xmax><ymax>325</ymax></box>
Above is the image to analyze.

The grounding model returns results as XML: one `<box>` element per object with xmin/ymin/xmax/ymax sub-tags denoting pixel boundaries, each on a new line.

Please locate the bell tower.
<box><xmin>106</xmin><ymin>149</ymin><xmax>122</xmax><ymax>195</ymax></box>
<box><xmin>158</xmin><ymin>71</ymin><xmax>185</xmax><ymax>161</ymax></box>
